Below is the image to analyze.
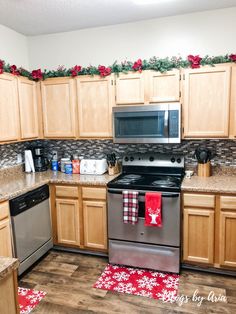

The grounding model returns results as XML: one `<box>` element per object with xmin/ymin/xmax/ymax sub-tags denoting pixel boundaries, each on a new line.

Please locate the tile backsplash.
<box><xmin>1</xmin><ymin>139</ymin><xmax>236</xmax><ymax>169</ymax></box>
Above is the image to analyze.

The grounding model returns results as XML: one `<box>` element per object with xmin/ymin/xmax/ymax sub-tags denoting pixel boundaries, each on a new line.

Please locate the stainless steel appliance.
<box><xmin>113</xmin><ymin>103</ymin><xmax>181</xmax><ymax>144</ymax></box>
<box><xmin>32</xmin><ymin>146</ymin><xmax>48</xmax><ymax>172</ymax></box>
<box><xmin>10</xmin><ymin>185</ymin><xmax>53</xmax><ymax>275</ymax></box>
<box><xmin>107</xmin><ymin>153</ymin><xmax>184</xmax><ymax>273</ymax></box>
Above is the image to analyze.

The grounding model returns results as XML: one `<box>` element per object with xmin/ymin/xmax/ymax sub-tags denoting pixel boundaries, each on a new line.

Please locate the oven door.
<box><xmin>113</xmin><ymin>104</ymin><xmax>180</xmax><ymax>144</ymax></box>
<box><xmin>107</xmin><ymin>189</ymin><xmax>180</xmax><ymax>247</ymax></box>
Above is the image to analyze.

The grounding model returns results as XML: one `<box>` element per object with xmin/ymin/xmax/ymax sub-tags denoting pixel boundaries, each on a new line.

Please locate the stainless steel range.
<box><xmin>107</xmin><ymin>153</ymin><xmax>185</xmax><ymax>273</ymax></box>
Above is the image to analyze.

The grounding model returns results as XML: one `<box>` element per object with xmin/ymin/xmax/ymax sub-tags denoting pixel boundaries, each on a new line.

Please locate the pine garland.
<box><xmin>0</xmin><ymin>54</ymin><xmax>235</xmax><ymax>82</ymax></box>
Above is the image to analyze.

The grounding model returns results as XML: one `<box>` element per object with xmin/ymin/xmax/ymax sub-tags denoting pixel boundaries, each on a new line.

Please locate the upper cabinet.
<box><xmin>41</xmin><ymin>77</ymin><xmax>77</xmax><ymax>138</ymax></box>
<box><xmin>0</xmin><ymin>74</ymin><xmax>20</xmax><ymax>142</ymax></box>
<box><xmin>115</xmin><ymin>70</ymin><xmax>180</xmax><ymax>106</ymax></box>
<box><xmin>17</xmin><ymin>77</ymin><xmax>39</xmax><ymax>139</ymax></box>
<box><xmin>148</xmin><ymin>70</ymin><xmax>180</xmax><ymax>103</ymax></box>
<box><xmin>76</xmin><ymin>75</ymin><xmax>115</xmax><ymax>138</ymax></box>
<box><xmin>115</xmin><ymin>72</ymin><xmax>145</xmax><ymax>105</ymax></box>
<box><xmin>182</xmin><ymin>65</ymin><xmax>231</xmax><ymax>138</ymax></box>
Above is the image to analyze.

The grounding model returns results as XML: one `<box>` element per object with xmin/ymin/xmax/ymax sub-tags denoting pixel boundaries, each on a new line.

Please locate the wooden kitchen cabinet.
<box><xmin>76</xmin><ymin>75</ymin><xmax>115</xmax><ymax>138</ymax></box>
<box><xmin>182</xmin><ymin>65</ymin><xmax>231</xmax><ymax>138</ymax></box>
<box><xmin>51</xmin><ymin>185</ymin><xmax>108</xmax><ymax>252</ymax></box>
<box><xmin>183</xmin><ymin>193</ymin><xmax>236</xmax><ymax>270</ymax></box>
<box><xmin>17</xmin><ymin>77</ymin><xmax>39</xmax><ymax>139</ymax></box>
<box><xmin>219</xmin><ymin>196</ymin><xmax>236</xmax><ymax>268</ymax></box>
<box><xmin>0</xmin><ymin>74</ymin><xmax>20</xmax><ymax>142</ymax></box>
<box><xmin>148</xmin><ymin>70</ymin><xmax>180</xmax><ymax>102</ymax></box>
<box><xmin>55</xmin><ymin>198</ymin><xmax>80</xmax><ymax>246</ymax></box>
<box><xmin>115</xmin><ymin>72</ymin><xmax>145</xmax><ymax>105</ymax></box>
<box><xmin>83</xmin><ymin>200</ymin><xmax>107</xmax><ymax>250</ymax></box>
<box><xmin>41</xmin><ymin>77</ymin><xmax>77</xmax><ymax>138</ymax></box>
<box><xmin>0</xmin><ymin>271</ymin><xmax>19</xmax><ymax>314</ymax></box>
<box><xmin>183</xmin><ymin>207</ymin><xmax>215</xmax><ymax>264</ymax></box>
<box><xmin>0</xmin><ymin>202</ymin><xmax>13</xmax><ymax>257</ymax></box>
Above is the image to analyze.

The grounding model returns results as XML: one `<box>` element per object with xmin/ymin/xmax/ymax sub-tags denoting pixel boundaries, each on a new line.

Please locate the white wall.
<box><xmin>0</xmin><ymin>24</ymin><xmax>29</xmax><ymax>68</ymax></box>
<box><xmin>28</xmin><ymin>7</ymin><xmax>236</xmax><ymax>70</ymax></box>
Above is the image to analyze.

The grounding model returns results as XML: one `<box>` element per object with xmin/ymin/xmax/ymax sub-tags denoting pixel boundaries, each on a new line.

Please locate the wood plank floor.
<box><xmin>19</xmin><ymin>250</ymin><xmax>236</xmax><ymax>314</ymax></box>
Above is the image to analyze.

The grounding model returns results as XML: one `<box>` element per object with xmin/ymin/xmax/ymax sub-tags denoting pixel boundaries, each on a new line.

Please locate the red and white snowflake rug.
<box><xmin>18</xmin><ymin>287</ymin><xmax>46</xmax><ymax>314</ymax></box>
<box><xmin>94</xmin><ymin>264</ymin><xmax>179</xmax><ymax>302</ymax></box>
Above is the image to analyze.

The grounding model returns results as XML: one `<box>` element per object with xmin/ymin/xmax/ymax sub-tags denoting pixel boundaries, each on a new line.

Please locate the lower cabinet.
<box><xmin>183</xmin><ymin>193</ymin><xmax>236</xmax><ymax>270</ymax></box>
<box><xmin>183</xmin><ymin>207</ymin><xmax>214</xmax><ymax>264</ymax></box>
<box><xmin>56</xmin><ymin>199</ymin><xmax>80</xmax><ymax>246</ymax></box>
<box><xmin>51</xmin><ymin>185</ymin><xmax>108</xmax><ymax>252</ymax></box>
<box><xmin>0</xmin><ymin>202</ymin><xmax>13</xmax><ymax>257</ymax></box>
<box><xmin>219</xmin><ymin>196</ymin><xmax>236</xmax><ymax>268</ymax></box>
<box><xmin>83</xmin><ymin>200</ymin><xmax>107</xmax><ymax>250</ymax></box>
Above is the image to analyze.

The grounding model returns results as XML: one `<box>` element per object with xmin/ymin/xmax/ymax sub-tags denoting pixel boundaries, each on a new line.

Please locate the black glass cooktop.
<box><xmin>107</xmin><ymin>173</ymin><xmax>183</xmax><ymax>192</ymax></box>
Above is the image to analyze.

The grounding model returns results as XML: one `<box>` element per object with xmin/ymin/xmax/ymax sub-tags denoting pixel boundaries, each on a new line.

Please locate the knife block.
<box><xmin>198</xmin><ymin>162</ymin><xmax>211</xmax><ymax>177</ymax></box>
<box><xmin>108</xmin><ymin>162</ymin><xmax>120</xmax><ymax>176</ymax></box>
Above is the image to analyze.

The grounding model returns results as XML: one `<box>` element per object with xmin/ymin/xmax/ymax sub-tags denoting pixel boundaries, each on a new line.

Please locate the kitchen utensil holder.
<box><xmin>108</xmin><ymin>162</ymin><xmax>120</xmax><ymax>176</ymax></box>
<box><xmin>198</xmin><ymin>162</ymin><xmax>211</xmax><ymax>177</ymax></box>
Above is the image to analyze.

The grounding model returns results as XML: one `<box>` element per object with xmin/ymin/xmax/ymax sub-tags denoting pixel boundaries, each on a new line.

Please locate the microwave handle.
<box><xmin>163</xmin><ymin>110</ymin><xmax>169</xmax><ymax>137</ymax></box>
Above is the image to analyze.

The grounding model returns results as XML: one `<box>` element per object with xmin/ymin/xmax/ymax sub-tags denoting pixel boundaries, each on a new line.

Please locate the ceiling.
<box><xmin>0</xmin><ymin>0</ymin><xmax>236</xmax><ymax>36</ymax></box>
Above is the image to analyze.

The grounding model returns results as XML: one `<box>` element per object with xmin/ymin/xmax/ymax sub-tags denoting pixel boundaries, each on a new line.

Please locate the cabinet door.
<box><xmin>18</xmin><ymin>77</ymin><xmax>39</xmax><ymax>139</ymax></box>
<box><xmin>219</xmin><ymin>211</ymin><xmax>236</xmax><ymax>267</ymax></box>
<box><xmin>0</xmin><ymin>219</ymin><xmax>12</xmax><ymax>257</ymax></box>
<box><xmin>148</xmin><ymin>70</ymin><xmax>180</xmax><ymax>102</ymax></box>
<box><xmin>183</xmin><ymin>66</ymin><xmax>230</xmax><ymax>138</ymax></box>
<box><xmin>0</xmin><ymin>74</ymin><xmax>20</xmax><ymax>142</ymax></box>
<box><xmin>56</xmin><ymin>199</ymin><xmax>80</xmax><ymax>246</ymax></box>
<box><xmin>41</xmin><ymin>78</ymin><xmax>77</xmax><ymax>138</ymax></box>
<box><xmin>183</xmin><ymin>208</ymin><xmax>214</xmax><ymax>264</ymax></box>
<box><xmin>76</xmin><ymin>76</ymin><xmax>114</xmax><ymax>137</ymax></box>
<box><xmin>115</xmin><ymin>72</ymin><xmax>145</xmax><ymax>105</ymax></box>
<box><xmin>83</xmin><ymin>200</ymin><xmax>107</xmax><ymax>250</ymax></box>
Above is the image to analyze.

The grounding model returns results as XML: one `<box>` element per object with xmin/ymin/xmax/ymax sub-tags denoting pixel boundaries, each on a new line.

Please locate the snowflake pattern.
<box><xmin>113</xmin><ymin>282</ymin><xmax>136</xmax><ymax>294</ymax></box>
<box><xmin>156</xmin><ymin>289</ymin><xmax>178</xmax><ymax>303</ymax></box>
<box><xmin>18</xmin><ymin>287</ymin><xmax>46</xmax><ymax>314</ymax></box>
<box><xmin>94</xmin><ymin>264</ymin><xmax>179</xmax><ymax>302</ymax></box>
<box><xmin>136</xmin><ymin>276</ymin><xmax>159</xmax><ymax>290</ymax></box>
<box><xmin>163</xmin><ymin>276</ymin><xmax>179</xmax><ymax>290</ymax></box>
<box><xmin>112</xmin><ymin>271</ymin><xmax>130</xmax><ymax>282</ymax></box>
<box><xmin>134</xmin><ymin>290</ymin><xmax>153</xmax><ymax>298</ymax></box>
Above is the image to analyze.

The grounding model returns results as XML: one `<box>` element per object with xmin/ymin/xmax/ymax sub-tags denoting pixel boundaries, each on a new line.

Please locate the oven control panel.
<box><xmin>122</xmin><ymin>153</ymin><xmax>184</xmax><ymax>168</ymax></box>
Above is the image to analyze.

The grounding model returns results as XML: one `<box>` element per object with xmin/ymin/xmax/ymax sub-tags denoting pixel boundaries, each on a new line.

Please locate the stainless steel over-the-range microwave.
<box><xmin>112</xmin><ymin>103</ymin><xmax>181</xmax><ymax>144</ymax></box>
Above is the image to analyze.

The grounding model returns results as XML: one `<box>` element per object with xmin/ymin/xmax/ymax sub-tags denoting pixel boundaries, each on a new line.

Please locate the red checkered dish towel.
<box><xmin>123</xmin><ymin>191</ymin><xmax>139</xmax><ymax>224</ymax></box>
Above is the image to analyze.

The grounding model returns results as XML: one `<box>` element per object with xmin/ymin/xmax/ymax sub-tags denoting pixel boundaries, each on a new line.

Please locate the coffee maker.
<box><xmin>31</xmin><ymin>146</ymin><xmax>48</xmax><ymax>172</ymax></box>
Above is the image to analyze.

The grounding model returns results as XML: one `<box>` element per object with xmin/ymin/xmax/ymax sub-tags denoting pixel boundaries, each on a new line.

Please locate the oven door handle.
<box><xmin>108</xmin><ymin>189</ymin><xmax>179</xmax><ymax>198</ymax></box>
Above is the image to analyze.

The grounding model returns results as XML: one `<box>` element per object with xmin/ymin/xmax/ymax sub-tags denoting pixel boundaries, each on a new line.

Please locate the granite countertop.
<box><xmin>182</xmin><ymin>173</ymin><xmax>236</xmax><ymax>194</ymax></box>
<box><xmin>0</xmin><ymin>167</ymin><xmax>119</xmax><ymax>202</ymax></box>
<box><xmin>0</xmin><ymin>256</ymin><xmax>19</xmax><ymax>280</ymax></box>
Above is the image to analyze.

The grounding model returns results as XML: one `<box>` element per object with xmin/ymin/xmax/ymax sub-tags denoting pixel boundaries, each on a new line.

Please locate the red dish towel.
<box><xmin>123</xmin><ymin>191</ymin><xmax>139</xmax><ymax>224</ymax></box>
<box><xmin>145</xmin><ymin>192</ymin><xmax>162</xmax><ymax>227</ymax></box>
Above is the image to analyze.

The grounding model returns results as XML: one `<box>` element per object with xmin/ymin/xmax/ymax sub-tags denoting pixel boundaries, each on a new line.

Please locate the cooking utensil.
<box><xmin>195</xmin><ymin>147</ymin><xmax>212</xmax><ymax>164</ymax></box>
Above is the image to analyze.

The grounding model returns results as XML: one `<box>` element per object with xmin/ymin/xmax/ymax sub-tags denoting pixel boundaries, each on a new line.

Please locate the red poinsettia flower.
<box><xmin>132</xmin><ymin>59</ymin><xmax>143</xmax><ymax>72</ymax></box>
<box><xmin>98</xmin><ymin>65</ymin><xmax>112</xmax><ymax>77</ymax></box>
<box><xmin>31</xmin><ymin>69</ymin><xmax>43</xmax><ymax>80</ymax></box>
<box><xmin>0</xmin><ymin>59</ymin><xmax>4</xmax><ymax>74</ymax></box>
<box><xmin>229</xmin><ymin>54</ymin><xmax>236</xmax><ymax>62</ymax></box>
<box><xmin>70</xmin><ymin>65</ymin><xmax>82</xmax><ymax>77</ymax></box>
<box><xmin>188</xmin><ymin>55</ymin><xmax>202</xmax><ymax>69</ymax></box>
<box><xmin>10</xmin><ymin>65</ymin><xmax>20</xmax><ymax>76</ymax></box>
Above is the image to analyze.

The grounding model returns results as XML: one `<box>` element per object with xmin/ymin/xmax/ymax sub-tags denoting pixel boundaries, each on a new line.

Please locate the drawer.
<box><xmin>184</xmin><ymin>193</ymin><xmax>215</xmax><ymax>208</ymax></box>
<box><xmin>55</xmin><ymin>185</ymin><xmax>78</xmax><ymax>198</ymax></box>
<box><xmin>0</xmin><ymin>202</ymin><xmax>10</xmax><ymax>220</ymax></box>
<box><xmin>220</xmin><ymin>196</ymin><xmax>236</xmax><ymax>210</ymax></box>
<box><xmin>109</xmin><ymin>240</ymin><xmax>180</xmax><ymax>273</ymax></box>
<box><xmin>82</xmin><ymin>187</ymin><xmax>106</xmax><ymax>200</ymax></box>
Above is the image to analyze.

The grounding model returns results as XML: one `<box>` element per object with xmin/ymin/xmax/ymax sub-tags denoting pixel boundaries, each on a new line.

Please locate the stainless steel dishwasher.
<box><xmin>10</xmin><ymin>185</ymin><xmax>53</xmax><ymax>275</ymax></box>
